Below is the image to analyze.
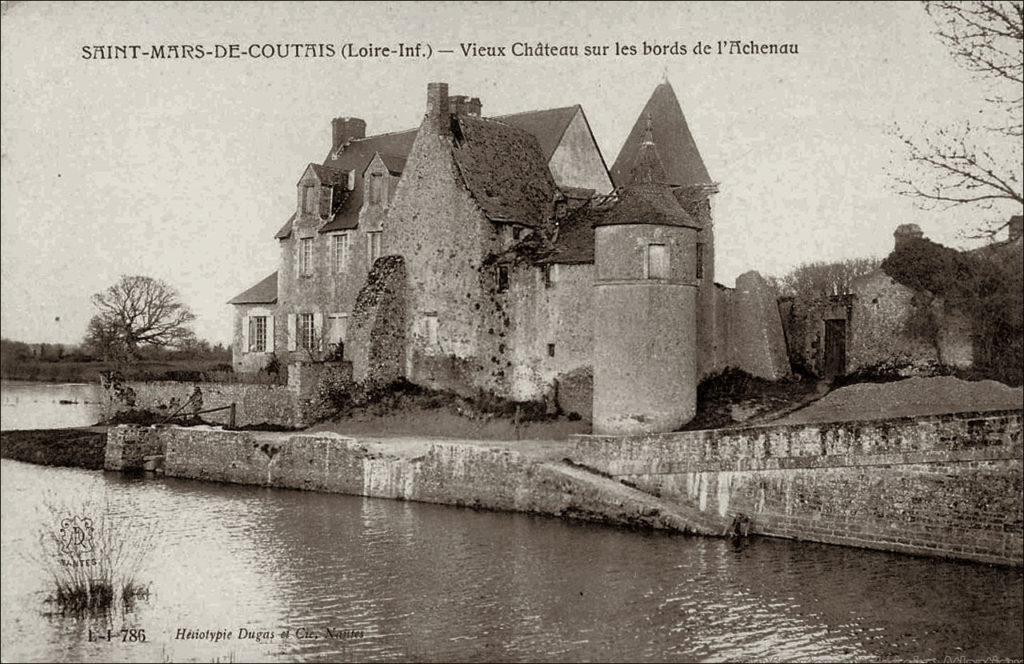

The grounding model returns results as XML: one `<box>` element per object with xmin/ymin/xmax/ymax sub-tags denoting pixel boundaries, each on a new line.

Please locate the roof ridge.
<box><xmin>492</xmin><ymin>104</ymin><xmax>580</xmax><ymax>119</ymax></box>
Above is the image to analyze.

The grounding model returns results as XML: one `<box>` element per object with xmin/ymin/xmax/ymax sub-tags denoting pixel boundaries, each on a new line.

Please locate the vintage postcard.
<box><xmin>1</xmin><ymin>1</ymin><xmax>1022</xmax><ymax>662</ymax></box>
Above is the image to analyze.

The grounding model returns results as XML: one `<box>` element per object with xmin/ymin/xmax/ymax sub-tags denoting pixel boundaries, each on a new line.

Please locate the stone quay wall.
<box><xmin>107</xmin><ymin>425</ymin><xmax>718</xmax><ymax>535</ymax></box>
<box><xmin>569</xmin><ymin>409</ymin><xmax>1023</xmax><ymax>566</ymax></box>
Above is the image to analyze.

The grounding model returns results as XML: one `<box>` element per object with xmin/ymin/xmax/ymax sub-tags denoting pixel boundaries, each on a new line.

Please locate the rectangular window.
<box><xmin>326</xmin><ymin>313</ymin><xmax>348</xmax><ymax>357</ymax></box>
<box><xmin>696</xmin><ymin>242</ymin><xmax>705</xmax><ymax>280</ymax></box>
<box><xmin>248</xmin><ymin>316</ymin><xmax>267</xmax><ymax>352</ymax></box>
<box><xmin>512</xmin><ymin>226</ymin><xmax>521</xmax><ymax>240</ymax></box>
<box><xmin>298</xmin><ymin>313</ymin><xmax>315</xmax><ymax>350</ymax></box>
<box><xmin>425</xmin><ymin>313</ymin><xmax>439</xmax><ymax>347</ymax></box>
<box><xmin>333</xmin><ymin>234</ymin><xmax>349</xmax><ymax>273</ymax></box>
<box><xmin>367</xmin><ymin>231</ymin><xmax>382</xmax><ymax>266</ymax></box>
<box><xmin>497</xmin><ymin>265</ymin><xmax>509</xmax><ymax>292</ymax></box>
<box><xmin>299</xmin><ymin>237</ymin><xmax>314</xmax><ymax>276</ymax></box>
<box><xmin>302</xmin><ymin>185</ymin><xmax>317</xmax><ymax>214</ymax></box>
<box><xmin>543</xmin><ymin>264</ymin><xmax>559</xmax><ymax>289</ymax></box>
<box><xmin>547</xmin><ymin>343</ymin><xmax>556</xmax><ymax>357</ymax></box>
<box><xmin>369</xmin><ymin>173</ymin><xmax>384</xmax><ymax>205</ymax></box>
<box><xmin>646</xmin><ymin>244</ymin><xmax>669</xmax><ymax>280</ymax></box>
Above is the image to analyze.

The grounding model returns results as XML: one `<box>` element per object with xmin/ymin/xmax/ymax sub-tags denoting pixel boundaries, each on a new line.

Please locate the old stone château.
<box><xmin>230</xmin><ymin>81</ymin><xmax>789</xmax><ymax>434</ymax></box>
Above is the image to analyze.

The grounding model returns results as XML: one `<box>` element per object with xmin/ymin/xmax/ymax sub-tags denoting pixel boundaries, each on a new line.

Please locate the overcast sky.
<box><xmin>2</xmin><ymin>1</ymin><xmax>1019</xmax><ymax>345</ymax></box>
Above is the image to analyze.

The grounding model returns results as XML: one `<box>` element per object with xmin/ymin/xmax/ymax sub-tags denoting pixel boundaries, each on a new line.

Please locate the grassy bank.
<box><xmin>0</xmin><ymin>429</ymin><xmax>107</xmax><ymax>469</ymax></box>
<box><xmin>0</xmin><ymin>359</ymin><xmax>255</xmax><ymax>384</ymax></box>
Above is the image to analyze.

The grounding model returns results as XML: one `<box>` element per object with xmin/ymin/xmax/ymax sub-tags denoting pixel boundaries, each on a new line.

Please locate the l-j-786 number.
<box><xmin>88</xmin><ymin>628</ymin><xmax>146</xmax><ymax>643</ymax></box>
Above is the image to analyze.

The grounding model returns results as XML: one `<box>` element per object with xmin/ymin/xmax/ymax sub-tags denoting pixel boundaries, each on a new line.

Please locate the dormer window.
<box><xmin>302</xmin><ymin>185</ymin><xmax>317</xmax><ymax>214</ymax></box>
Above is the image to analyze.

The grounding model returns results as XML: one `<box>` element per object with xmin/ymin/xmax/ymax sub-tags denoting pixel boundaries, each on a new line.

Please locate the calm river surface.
<box><xmin>1</xmin><ymin>381</ymin><xmax>1022</xmax><ymax>662</ymax></box>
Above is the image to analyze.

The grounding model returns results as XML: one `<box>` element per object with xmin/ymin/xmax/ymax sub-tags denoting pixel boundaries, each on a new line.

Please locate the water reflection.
<box><xmin>2</xmin><ymin>459</ymin><xmax>1021</xmax><ymax>663</ymax></box>
<box><xmin>1</xmin><ymin>381</ymin><xmax>105</xmax><ymax>430</ymax></box>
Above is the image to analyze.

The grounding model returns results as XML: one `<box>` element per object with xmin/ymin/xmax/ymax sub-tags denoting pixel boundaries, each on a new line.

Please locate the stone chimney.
<box><xmin>425</xmin><ymin>82</ymin><xmax>450</xmax><ymax>136</ymax></box>
<box><xmin>1009</xmin><ymin>214</ymin><xmax>1023</xmax><ymax>242</ymax></box>
<box><xmin>332</xmin><ymin>117</ymin><xmax>366</xmax><ymax>150</ymax></box>
<box><xmin>449</xmin><ymin>94</ymin><xmax>482</xmax><ymax>117</ymax></box>
<box><xmin>893</xmin><ymin>223</ymin><xmax>924</xmax><ymax>250</ymax></box>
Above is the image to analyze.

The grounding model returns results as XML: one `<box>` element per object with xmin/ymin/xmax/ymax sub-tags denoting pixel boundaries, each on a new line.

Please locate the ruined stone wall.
<box><xmin>721</xmin><ymin>271</ymin><xmax>790</xmax><ymax>380</ymax></box>
<box><xmin>848</xmin><ymin>270</ymin><xmax>973</xmax><ymax>372</ymax></box>
<box><xmin>570</xmin><ymin>409</ymin><xmax>1024</xmax><ymax>566</ymax></box>
<box><xmin>505</xmin><ymin>262</ymin><xmax>594</xmax><ymax>402</ymax></box>
<box><xmin>385</xmin><ymin>117</ymin><xmax>504</xmax><ymax>397</ymax></box>
<box><xmin>546</xmin><ymin>108</ymin><xmax>614</xmax><ymax>195</ymax></box>
<box><xmin>348</xmin><ymin>255</ymin><xmax>407</xmax><ymax>384</ymax></box>
<box><xmin>103</xmin><ymin>381</ymin><xmax>301</xmax><ymax>428</ymax></box>
<box><xmin>780</xmin><ymin>294</ymin><xmax>854</xmax><ymax>376</ymax></box>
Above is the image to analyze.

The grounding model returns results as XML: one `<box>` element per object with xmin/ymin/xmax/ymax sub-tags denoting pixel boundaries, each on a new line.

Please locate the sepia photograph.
<box><xmin>1</xmin><ymin>1</ymin><xmax>1022</xmax><ymax>662</ymax></box>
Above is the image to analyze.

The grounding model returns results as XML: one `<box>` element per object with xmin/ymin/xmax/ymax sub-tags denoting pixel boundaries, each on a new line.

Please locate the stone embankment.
<box><xmin>104</xmin><ymin>426</ymin><xmax>722</xmax><ymax>535</ymax></box>
<box><xmin>102</xmin><ymin>405</ymin><xmax>1023</xmax><ymax>567</ymax></box>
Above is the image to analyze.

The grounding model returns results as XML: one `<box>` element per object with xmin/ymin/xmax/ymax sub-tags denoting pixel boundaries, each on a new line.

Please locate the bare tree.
<box><xmin>84</xmin><ymin>275</ymin><xmax>196</xmax><ymax>360</ymax></box>
<box><xmin>774</xmin><ymin>258</ymin><xmax>882</xmax><ymax>300</ymax></box>
<box><xmin>891</xmin><ymin>1</ymin><xmax>1023</xmax><ymax>238</ymax></box>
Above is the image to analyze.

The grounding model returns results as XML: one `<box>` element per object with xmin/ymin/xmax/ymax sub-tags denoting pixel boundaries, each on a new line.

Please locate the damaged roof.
<box><xmin>229</xmin><ymin>271</ymin><xmax>278</xmax><ymax>305</ymax></box>
<box><xmin>452</xmin><ymin>115</ymin><xmax>556</xmax><ymax>227</ymax></box>
<box><xmin>611</xmin><ymin>82</ymin><xmax>712</xmax><ymax>188</ymax></box>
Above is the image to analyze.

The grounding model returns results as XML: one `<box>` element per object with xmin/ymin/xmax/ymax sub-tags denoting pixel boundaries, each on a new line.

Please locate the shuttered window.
<box><xmin>248</xmin><ymin>316</ymin><xmax>267</xmax><ymax>352</ymax></box>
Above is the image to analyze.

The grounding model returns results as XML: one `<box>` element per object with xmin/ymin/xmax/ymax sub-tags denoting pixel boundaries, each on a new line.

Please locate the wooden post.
<box><xmin>229</xmin><ymin>403</ymin><xmax>236</xmax><ymax>429</ymax></box>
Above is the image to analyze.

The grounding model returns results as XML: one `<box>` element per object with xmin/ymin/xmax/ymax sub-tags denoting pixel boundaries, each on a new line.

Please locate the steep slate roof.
<box><xmin>320</xmin><ymin>128</ymin><xmax>418</xmax><ymax>233</ymax></box>
<box><xmin>308</xmin><ymin>163</ymin><xmax>350</xmax><ymax>187</ymax></box>
<box><xmin>543</xmin><ymin>206</ymin><xmax>600</xmax><ymax>264</ymax></box>
<box><xmin>595</xmin><ymin>183</ymin><xmax>699</xmax><ymax>228</ymax></box>
<box><xmin>229</xmin><ymin>272</ymin><xmax>278</xmax><ymax>305</ymax></box>
<box><xmin>452</xmin><ymin>115</ymin><xmax>556</xmax><ymax>227</ymax></box>
<box><xmin>275</xmin><ymin>213</ymin><xmax>296</xmax><ymax>239</ymax></box>
<box><xmin>610</xmin><ymin>82</ymin><xmax>711</xmax><ymax>188</ymax></box>
<box><xmin>496</xmin><ymin>106</ymin><xmax>579</xmax><ymax>160</ymax></box>
<box><xmin>274</xmin><ymin>106</ymin><xmax>587</xmax><ymax>238</ymax></box>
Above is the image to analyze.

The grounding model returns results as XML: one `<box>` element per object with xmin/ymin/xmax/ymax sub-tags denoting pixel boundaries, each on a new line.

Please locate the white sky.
<box><xmin>2</xmin><ymin>1</ymin><xmax>1020</xmax><ymax>345</ymax></box>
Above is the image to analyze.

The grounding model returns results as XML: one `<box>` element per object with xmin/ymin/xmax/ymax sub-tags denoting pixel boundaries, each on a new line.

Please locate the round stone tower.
<box><xmin>592</xmin><ymin>184</ymin><xmax>701</xmax><ymax>435</ymax></box>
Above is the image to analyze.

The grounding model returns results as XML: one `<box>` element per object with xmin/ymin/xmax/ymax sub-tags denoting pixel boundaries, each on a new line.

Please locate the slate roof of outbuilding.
<box><xmin>451</xmin><ymin>115</ymin><xmax>556</xmax><ymax>227</ymax></box>
<box><xmin>229</xmin><ymin>271</ymin><xmax>278</xmax><ymax>305</ymax></box>
<box><xmin>611</xmin><ymin>82</ymin><xmax>711</xmax><ymax>188</ymax></box>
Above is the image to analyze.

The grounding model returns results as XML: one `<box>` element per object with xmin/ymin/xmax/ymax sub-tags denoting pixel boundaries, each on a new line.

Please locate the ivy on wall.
<box><xmin>880</xmin><ymin>238</ymin><xmax>1022</xmax><ymax>385</ymax></box>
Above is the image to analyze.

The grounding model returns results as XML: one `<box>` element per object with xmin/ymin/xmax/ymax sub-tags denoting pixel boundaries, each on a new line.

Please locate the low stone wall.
<box><xmin>570</xmin><ymin>409</ymin><xmax>1023</xmax><ymax>566</ymax></box>
<box><xmin>103</xmin><ymin>380</ymin><xmax>301</xmax><ymax>428</ymax></box>
<box><xmin>104</xmin><ymin>425</ymin><xmax>166</xmax><ymax>471</ymax></box>
<box><xmin>110</xmin><ymin>425</ymin><xmax>719</xmax><ymax>535</ymax></box>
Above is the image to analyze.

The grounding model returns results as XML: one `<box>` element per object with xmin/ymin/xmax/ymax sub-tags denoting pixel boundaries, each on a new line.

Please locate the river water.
<box><xmin>1</xmin><ymin>381</ymin><xmax>1022</xmax><ymax>662</ymax></box>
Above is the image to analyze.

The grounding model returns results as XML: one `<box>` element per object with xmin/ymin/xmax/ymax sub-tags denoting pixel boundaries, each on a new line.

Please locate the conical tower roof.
<box><xmin>595</xmin><ymin>183</ymin><xmax>699</xmax><ymax>229</ymax></box>
<box><xmin>610</xmin><ymin>82</ymin><xmax>711</xmax><ymax>188</ymax></box>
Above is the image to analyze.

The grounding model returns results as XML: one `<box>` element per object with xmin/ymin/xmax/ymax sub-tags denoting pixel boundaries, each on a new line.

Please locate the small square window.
<box><xmin>547</xmin><ymin>343</ymin><xmax>555</xmax><ymax>357</ymax></box>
